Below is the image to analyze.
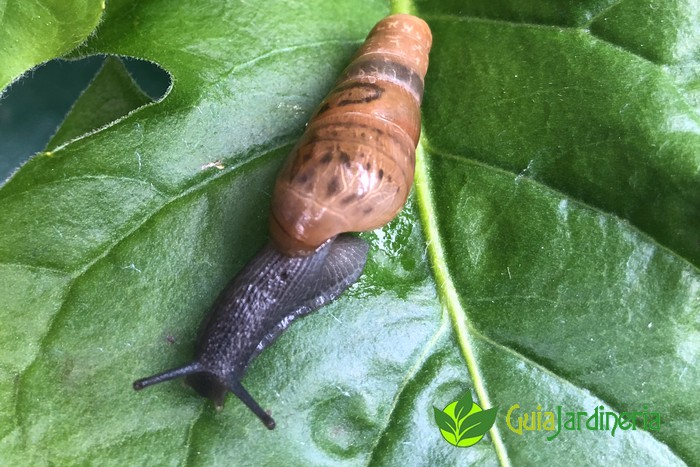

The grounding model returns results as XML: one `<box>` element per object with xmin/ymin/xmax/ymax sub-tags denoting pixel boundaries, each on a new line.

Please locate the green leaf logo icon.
<box><xmin>434</xmin><ymin>393</ymin><xmax>498</xmax><ymax>447</ymax></box>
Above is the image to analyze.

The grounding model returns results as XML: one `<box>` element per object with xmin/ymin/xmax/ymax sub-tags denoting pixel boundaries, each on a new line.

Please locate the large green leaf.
<box><xmin>0</xmin><ymin>0</ymin><xmax>698</xmax><ymax>465</ymax></box>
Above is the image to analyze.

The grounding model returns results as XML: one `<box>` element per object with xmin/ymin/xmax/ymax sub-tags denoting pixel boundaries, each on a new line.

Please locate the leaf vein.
<box><xmin>422</xmin><ymin>141</ymin><xmax>700</xmax><ymax>274</ymax></box>
<box><xmin>0</xmin><ymin>174</ymin><xmax>168</xmax><ymax>204</ymax></box>
<box><xmin>221</xmin><ymin>39</ymin><xmax>363</xmax><ymax>81</ymax></box>
<box><xmin>424</xmin><ymin>11</ymin><xmax>666</xmax><ymax>68</ymax></box>
<box><xmin>364</xmin><ymin>311</ymin><xmax>449</xmax><ymax>465</ymax></box>
<box><xmin>415</xmin><ymin>140</ymin><xmax>512</xmax><ymax>467</ymax></box>
<box><xmin>469</xmin><ymin>328</ymin><xmax>685</xmax><ymax>459</ymax></box>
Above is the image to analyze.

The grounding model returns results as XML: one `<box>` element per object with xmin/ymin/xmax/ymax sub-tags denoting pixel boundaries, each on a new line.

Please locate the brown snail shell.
<box><xmin>270</xmin><ymin>13</ymin><xmax>432</xmax><ymax>255</ymax></box>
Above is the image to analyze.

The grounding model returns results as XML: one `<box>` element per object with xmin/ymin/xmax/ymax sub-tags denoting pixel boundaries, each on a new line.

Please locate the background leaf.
<box><xmin>0</xmin><ymin>0</ymin><xmax>104</xmax><ymax>90</ymax></box>
<box><xmin>0</xmin><ymin>0</ymin><xmax>698</xmax><ymax>465</ymax></box>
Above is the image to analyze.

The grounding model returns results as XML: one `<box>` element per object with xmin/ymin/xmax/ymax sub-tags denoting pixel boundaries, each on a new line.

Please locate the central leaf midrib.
<box><xmin>413</xmin><ymin>140</ymin><xmax>511</xmax><ymax>466</ymax></box>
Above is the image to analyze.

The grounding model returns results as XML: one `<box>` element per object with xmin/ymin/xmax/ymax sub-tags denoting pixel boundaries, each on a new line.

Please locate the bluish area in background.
<box><xmin>0</xmin><ymin>56</ymin><xmax>171</xmax><ymax>181</ymax></box>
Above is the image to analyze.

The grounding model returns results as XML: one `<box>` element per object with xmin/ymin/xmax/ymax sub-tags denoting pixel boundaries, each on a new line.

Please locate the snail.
<box><xmin>133</xmin><ymin>13</ymin><xmax>432</xmax><ymax>430</ymax></box>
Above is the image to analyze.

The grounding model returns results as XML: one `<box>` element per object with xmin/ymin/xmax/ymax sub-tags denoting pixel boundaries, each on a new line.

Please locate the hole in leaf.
<box><xmin>0</xmin><ymin>55</ymin><xmax>172</xmax><ymax>180</ymax></box>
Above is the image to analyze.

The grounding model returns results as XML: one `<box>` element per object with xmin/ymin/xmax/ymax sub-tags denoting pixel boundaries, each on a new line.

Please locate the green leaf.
<box><xmin>459</xmin><ymin>407</ymin><xmax>499</xmax><ymax>441</ymax></box>
<box><xmin>0</xmin><ymin>0</ymin><xmax>104</xmax><ymax>91</ymax></box>
<box><xmin>0</xmin><ymin>0</ymin><xmax>698</xmax><ymax>465</ymax></box>
<box><xmin>433</xmin><ymin>407</ymin><xmax>457</xmax><ymax>434</ymax></box>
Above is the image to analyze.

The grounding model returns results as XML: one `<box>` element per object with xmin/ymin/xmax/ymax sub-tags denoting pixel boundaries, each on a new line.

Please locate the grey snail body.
<box><xmin>133</xmin><ymin>14</ymin><xmax>432</xmax><ymax>430</ymax></box>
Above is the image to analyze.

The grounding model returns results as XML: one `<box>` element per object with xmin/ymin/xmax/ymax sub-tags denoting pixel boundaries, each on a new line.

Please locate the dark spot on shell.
<box><xmin>297</xmin><ymin>168</ymin><xmax>315</xmax><ymax>185</ymax></box>
<box><xmin>326</xmin><ymin>177</ymin><xmax>340</xmax><ymax>196</ymax></box>
<box><xmin>341</xmin><ymin>194</ymin><xmax>357</xmax><ymax>205</ymax></box>
<box><xmin>321</xmin><ymin>152</ymin><xmax>333</xmax><ymax>164</ymax></box>
<box><xmin>317</xmin><ymin>102</ymin><xmax>331</xmax><ymax>115</ymax></box>
<box><xmin>363</xmin><ymin>207</ymin><xmax>373</xmax><ymax>214</ymax></box>
<box><xmin>280</xmin><ymin>270</ymin><xmax>289</xmax><ymax>280</ymax></box>
<box><xmin>336</xmin><ymin>82</ymin><xmax>383</xmax><ymax>106</ymax></box>
<box><xmin>378</xmin><ymin>169</ymin><xmax>384</xmax><ymax>180</ymax></box>
<box><xmin>340</xmin><ymin>152</ymin><xmax>351</xmax><ymax>167</ymax></box>
<box><xmin>365</xmin><ymin>162</ymin><xmax>371</xmax><ymax>170</ymax></box>
<box><xmin>288</xmin><ymin>157</ymin><xmax>305</xmax><ymax>180</ymax></box>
